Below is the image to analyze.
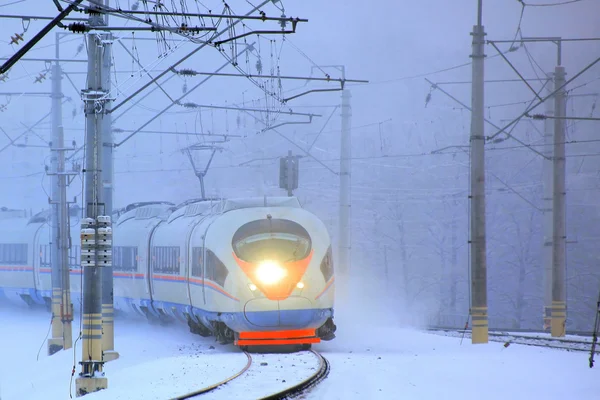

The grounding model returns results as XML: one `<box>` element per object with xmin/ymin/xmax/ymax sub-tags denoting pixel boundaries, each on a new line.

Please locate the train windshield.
<box><xmin>232</xmin><ymin>219</ymin><xmax>312</xmax><ymax>263</ymax></box>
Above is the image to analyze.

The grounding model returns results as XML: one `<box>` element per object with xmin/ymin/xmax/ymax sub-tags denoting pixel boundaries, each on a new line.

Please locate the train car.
<box><xmin>0</xmin><ymin>206</ymin><xmax>82</xmax><ymax>307</ymax></box>
<box><xmin>0</xmin><ymin>197</ymin><xmax>337</xmax><ymax>348</ymax></box>
<box><xmin>112</xmin><ymin>197</ymin><xmax>336</xmax><ymax>347</ymax></box>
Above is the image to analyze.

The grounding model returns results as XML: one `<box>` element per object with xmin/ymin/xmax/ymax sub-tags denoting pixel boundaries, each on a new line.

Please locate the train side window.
<box><xmin>113</xmin><ymin>246</ymin><xmax>138</xmax><ymax>272</ymax></box>
<box><xmin>151</xmin><ymin>246</ymin><xmax>180</xmax><ymax>275</ymax></box>
<box><xmin>192</xmin><ymin>247</ymin><xmax>203</xmax><ymax>277</ymax></box>
<box><xmin>40</xmin><ymin>245</ymin><xmax>50</xmax><ymax>267</ymax></box>
<box><xmin>8</xmin><ymin>244</ymin><xmax>14</xmax><ymax>264</ymax></box>
<box><xmin>1</xmin><ymin>243</ymin><xmax>28</xmax><ymax>265</ymax></box>
<box><xmin>126</xmin><ymin>247</ymin><xmax>138</xmax><ymax>271</ymax></box>
<box><xmin>205</xmin><ymin>250</ymin><xmax>228</xmax><ymax>286</ymax></box>
<box><xmin>320</xmin><ymin>245</ymin><xmax>334</xmax><ymax>282</ymax></box>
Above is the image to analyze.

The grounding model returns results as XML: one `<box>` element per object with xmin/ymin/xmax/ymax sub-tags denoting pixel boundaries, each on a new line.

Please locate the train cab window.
<box><xmin>0</xmin><ymin>243</ymin><xmax>28</xmax><ymax>265</ymax></box>
<box><xmin>231</xmin><ymin>219</ymin><xmax>312</xmax><ymax>264</ymax></box>
<box><xmin>151</xmin><ymin>246</ymin><xmax>180</xmax><ymax>275</ymax></box>
<box><xmin>205</xmin><ymin>249</ymin><xmax>228</xmax><ymax>286</ymax></box>
<box><xmin>191</xmin><ymin>247</ymin><xmax>203</xmax><ymax>277</ymax></box>
<box><xmin>39</xmin><ymin>244</ymin><xmax>50</xmax><ymax>267</ymax></box>
<box><xmin>320</xmin><ymin>245</ymin><xmax>334</xmax><ymax>282</ymax></box>
<box><xmin>113</xmin><ymin>246</ymin><xmax>138</xmax><ymax>272</ymax></box>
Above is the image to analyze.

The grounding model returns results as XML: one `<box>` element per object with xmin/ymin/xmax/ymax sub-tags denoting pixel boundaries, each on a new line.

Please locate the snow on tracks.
<box><xmin>185</xmin><ymin>350</ymin><xmax>325</xmax><ymax>400</ymax></box>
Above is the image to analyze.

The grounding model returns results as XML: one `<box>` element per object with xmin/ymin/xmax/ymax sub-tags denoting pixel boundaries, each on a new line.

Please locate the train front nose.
<box><xmin>243</xmin><ymin>296</ymin><xmax>318</xmax><ymax>328</ymax></box>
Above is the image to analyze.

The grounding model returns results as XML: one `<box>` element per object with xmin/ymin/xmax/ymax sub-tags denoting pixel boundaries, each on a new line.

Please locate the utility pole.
<box><xmin>76</xmin><ymin>1</ymin><xmax>111</xmax><ymax>395</ymax></box>
<box><xmin>287</xmin><ymin>150</ymin><xmax>294</xmax><ymax>196</ymax></box>
<box><xmin>48</xmin><ymin>32</ymin><xmax>69</xmax><ymax>355</ymax></box>
<box><xmin>469</xmin><ymin>0</ymin><xmax>488</xmax><ymax>344</ymax></box>
<box><xmin>100</xmin><ymin>30</ymin><xmax>117</xmax><ymax>358</ymax></box>
<box><xmin>48</xmin><ymin>32</ymin><xmax>75</xmax><ymax>355</ymax></box>
<box><xmin>542</xmin><ymin>74</ymin><xmax>554</xmax><ymax>331</ymax></box>
<box><xmin>551</xmin><ymin>64</ymin><xmax>567</xmax><ymax>337</ymax></box>
<box><xmin>339</xmin><ymin>67</ymin><xmax>352</xmax><ymax>277</ymax></box>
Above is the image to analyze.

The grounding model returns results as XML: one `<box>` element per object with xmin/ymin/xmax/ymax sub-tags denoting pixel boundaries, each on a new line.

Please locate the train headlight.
<box><xmin>256</xmin><ymin>260</ymin><xmax>286</xmax><ymax>285</ymax></box>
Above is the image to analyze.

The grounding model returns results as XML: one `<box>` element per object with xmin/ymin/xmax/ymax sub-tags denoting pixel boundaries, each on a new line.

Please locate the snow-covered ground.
<box><xmin>1</xmin><ymin>302</ymin><xmax>599</xmax><ymax>400</ymax></box>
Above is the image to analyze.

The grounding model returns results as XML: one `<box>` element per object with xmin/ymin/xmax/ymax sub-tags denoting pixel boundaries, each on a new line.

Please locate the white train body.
<box><xmin>0</xmin><ymin>197</ymin><xmax>336</xmax><ymax>347</ymax></box>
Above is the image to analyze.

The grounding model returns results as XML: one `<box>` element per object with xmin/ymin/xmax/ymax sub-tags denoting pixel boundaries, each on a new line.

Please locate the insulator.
<box><xmin>178</xmin><ymin>68</ymin><xmax>197</xmax><ymax>76</ymax></box>
<box><xmin>97</xmin><ymin>227</ymin><xmax>112</xmax><ymax>236</ymax></box>
<box><xmin>96</xmin><ymin>215</ymin><xmax>111</xmax><ymax>225</ymax></box>
<box><xmin>81</xmin><ymin>249</ymin><xmax>95</xmax><ymax>260</ymax></box>
<box><xmin>98</xmin><ymin>259</ymin><xmax>112</xmax><ymax>267</ymax></box>
<box><xmin>97</xmin><ymin>254</ymin><xmax>112</xmax><ymax>262</ymax></box>
<box><xmin>80</xmin><ymin>228</ymin><xmax>96</xmax><ymax>245</ymax></box>
<box><xmin>81</xmin><ymin>218</ymin><xmax>95</xmax><ymax>229</ymax></box>
<box><xmin>256</xmin><ymin>59</ymin><xmax>263</xmax><ymax>75</ymax></box>
<box><xmin>67</xmin><ymin>23</ymin><xmax>88</xmax><ymax>34</ymax></box>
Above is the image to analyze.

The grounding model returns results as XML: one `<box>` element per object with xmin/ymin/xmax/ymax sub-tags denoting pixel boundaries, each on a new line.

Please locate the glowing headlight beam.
<box><xmin>256</xmin><ymin>260</ymin><xmax>286</xmax><ymax>285</ymax></box>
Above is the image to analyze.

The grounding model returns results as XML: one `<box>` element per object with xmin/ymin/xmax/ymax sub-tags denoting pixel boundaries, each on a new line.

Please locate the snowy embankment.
<box><xmin>0</xmin><ymin>304</ymin><xmax>245</xmax><ymax>400</ymax></box>
<box><xmin>312</xmin><ymin>318</ymin><xmax>600</xmax><ymax>400</ymax></box>
<box><xmin>2</xmin><ymin>301</ymin><xmax>600</xmax><ymax>400</ymax></box>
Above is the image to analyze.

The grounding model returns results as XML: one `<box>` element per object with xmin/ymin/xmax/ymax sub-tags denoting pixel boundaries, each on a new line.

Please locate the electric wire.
<box><xmin>525</xmin><ymin>0</ymin><xmax>588</xmax><ymax>6</ymax></box>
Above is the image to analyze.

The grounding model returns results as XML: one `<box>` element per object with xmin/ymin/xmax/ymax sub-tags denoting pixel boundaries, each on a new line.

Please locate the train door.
<box><xmin>185</xmin><ymin>216</ymin><xmax>206</xmax><ymax>310</ymax></box>
<box><xmin>146</xmin><ymin>221</ymin><xmax>163</xmax><ymax>307</ymax></box>
<box><xmin>31</xmin><ymin>223</ymin><xmax>46</xmax><ymax>293</ymax></box>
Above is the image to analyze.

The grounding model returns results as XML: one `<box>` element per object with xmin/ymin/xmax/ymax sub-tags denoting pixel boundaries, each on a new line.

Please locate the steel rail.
<box><xmin>487</xmin><ymin>333</ymin><xmax>599</xmax><ymax>354</ymax></box>
<box><xmin>428</xmin><ymin>326</ymin><xmax>593</xmax><ymax>336</ymax></box>
<box><xmin>258</xmin><ymin>350</ymin><xmax>330</xmax><ymax>400</ymax></box>
<box><xmin>169</xmin><ymin>351</ymin><xmax>253</xmax><ymax>400</ymax></box>
<box><xmin>428</xmin><ymin>328</ymin><xmax>598</xmax><ymax>354</ymax></box>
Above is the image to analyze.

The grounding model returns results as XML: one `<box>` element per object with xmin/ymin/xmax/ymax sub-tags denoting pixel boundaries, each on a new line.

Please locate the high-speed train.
<box><xmin>0</xmin><ymin>197</ymin><xmax>336</xmax><ymax>348</ymax></box>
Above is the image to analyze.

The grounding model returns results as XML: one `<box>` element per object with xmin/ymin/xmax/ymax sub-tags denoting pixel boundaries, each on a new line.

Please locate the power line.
<box><xmin>525</xmin><ymin>0</ymin><xmax>588</xmax><ymax>6</ymax></box>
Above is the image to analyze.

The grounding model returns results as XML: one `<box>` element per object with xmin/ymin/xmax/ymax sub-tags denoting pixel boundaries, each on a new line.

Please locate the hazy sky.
<box><xmin>0</xmin><ymin>0</ymin><xmax>599</xmax><ymax>210</ymax></box>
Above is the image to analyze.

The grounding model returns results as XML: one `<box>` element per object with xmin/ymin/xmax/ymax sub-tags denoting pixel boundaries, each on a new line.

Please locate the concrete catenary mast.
<box><xmin>542</xmin><ymin>74</ymin><xmax>554</xmax><ymax>331</ymax></box>
<box><xmin>76</xmin><ymin>1</ymin><xmax>114</xmax><ymax>395</ymax></box>
<box><xmin>100</xmin><ymin>30</ymin><xmax>117</xmax><ymax>357</ymax></box>
<box><xmin>47</xmin><ymin>31</ymin><xmax>74</xmax><ymax>355</ymax></box>
<box><xmin>339</xmin><ymin>67</ymin><xmax>352</xmax><ymax>277</ymax></box>
<box><xmin>469</xmin><ymin>0</ymin><xmax>488</xmax><ymax>344</ymax></box>
<box><xmin>551</xmin><ymin>64</ymin><xmax>567</xmax><ymax>337</ymax></box>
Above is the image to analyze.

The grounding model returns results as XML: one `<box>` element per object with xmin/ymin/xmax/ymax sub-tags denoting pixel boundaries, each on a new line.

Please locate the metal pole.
<box><xmin>542</xmin><ymin>74</ymin><xmax>554</xmax><ymax>331</ymax></box>
<box><xmin>470</xmin><ymin>0</ymin><xmax>488</xmax><ymax>344</ymax></box>
<box><xmin>551</xmin><ymin>65</ymin><xmax>567</xmax><ymax>337</ymax></box>
<box><xmin>100</xmin><ymin>31</ymin><xmax>117</xmax><ymax>358</ymax></box>
<box><xmin>287</xmin><ymin>150</ymin><xmax>293</xmax><ymax>197</ymax></box>
<box><xmin>58</xmin><ymin>123</ymin><xmax>73</xmax><ymax>352</ymax></box>
<box><xmin>76</xmin><ymin>1</ymin><xmax>108</xmax><ymax>395</ymax></box>
<box><xmin>48</xmin><ymin>32</ymin><xmax>64</xmax><ymax>356</ymax></box>
<box><xmin>339</xmin><ymin>67</ymin><xmax>352</xmax><ymax>277</ymax></box>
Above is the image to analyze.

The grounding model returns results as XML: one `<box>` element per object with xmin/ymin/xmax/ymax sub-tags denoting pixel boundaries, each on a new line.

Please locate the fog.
<box><xmin>1</xmin><ymin>0</ymin><xmax>600</xmax><ymax>335</ymax></box>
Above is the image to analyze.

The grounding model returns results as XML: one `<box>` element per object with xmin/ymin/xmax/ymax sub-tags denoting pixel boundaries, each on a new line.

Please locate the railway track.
<box><xmin>171</xmin><ymin>349</ymin><xmax>329</xmax><ymax>400</ymax></box>
<box><xmin>258</xmin><ymin>350</ymin><xmax>330</xmax><ymax>400</ymax></box>
<box><xmin>169</xmin><ymin>351</ymin><xmax>253</xmax><ymax>399</ymax></box>
<box><xmin>429</xmin><ymin>328</ymin><xmax>598</xmax><ymax>354</ymax></box>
